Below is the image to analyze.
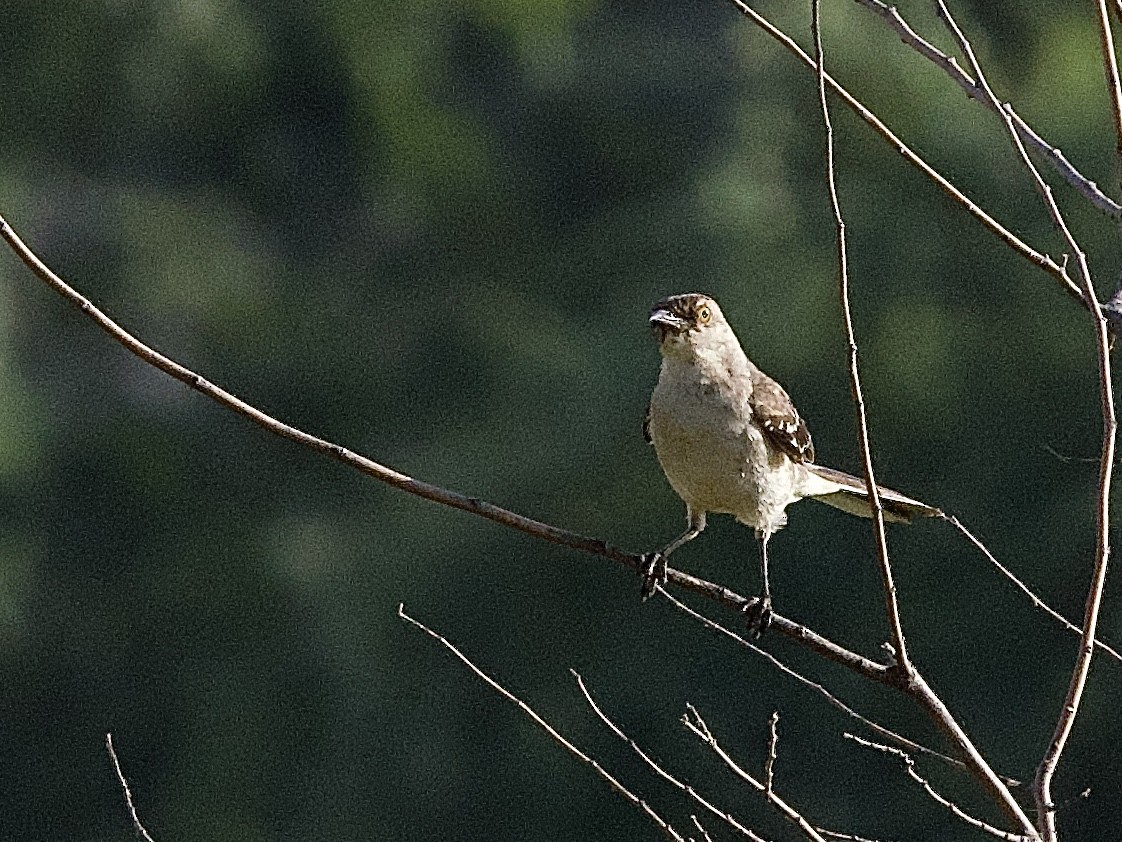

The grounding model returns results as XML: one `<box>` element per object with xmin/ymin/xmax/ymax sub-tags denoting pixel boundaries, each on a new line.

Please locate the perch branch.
<box><xmin>0</xmin><ymin>212</ymin><xmax>917</xmax><ymax>688</ymax></box>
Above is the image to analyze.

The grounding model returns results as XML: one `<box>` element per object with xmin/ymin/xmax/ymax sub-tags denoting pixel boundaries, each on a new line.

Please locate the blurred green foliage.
<box><xmin>1</xmin><ymin>0</ymin><xmax>1120</xmax><ymax>839</ymax></box>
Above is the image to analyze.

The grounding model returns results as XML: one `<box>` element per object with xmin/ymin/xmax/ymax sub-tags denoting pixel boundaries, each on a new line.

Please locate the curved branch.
<box><xmin>0</xmin><ymin>212</ymin><xmax>885</xmax><ymax>680</ymax></box>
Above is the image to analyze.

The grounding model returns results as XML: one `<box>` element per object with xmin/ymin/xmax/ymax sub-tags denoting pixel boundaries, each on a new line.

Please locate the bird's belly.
<box><xmin>649</xmin><ymin>407</ymin><xmax>796</xmax><ymax>530</ymax></box>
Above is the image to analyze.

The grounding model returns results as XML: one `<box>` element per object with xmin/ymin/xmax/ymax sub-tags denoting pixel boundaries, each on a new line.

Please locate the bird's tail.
<box><xmin>802</xmin><ymin>464</ymin><xmax>940</xmax><ymax>523</ymax></box>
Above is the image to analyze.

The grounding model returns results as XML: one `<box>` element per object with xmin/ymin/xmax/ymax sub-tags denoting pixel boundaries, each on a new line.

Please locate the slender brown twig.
<box><xmin>933</xmin><ymin>6</ymin><xmax>1117</xmax><ymax>840</ymax></box>
<box><xmin>817</xmin><ymin>831</ymin><xmax>898</xmax><ymax>842</ymax></box>
<box><xmin>1097</xmin><ymin>0</ymin><xmax>1122</xmax><ymax>167</ymax></box>
<box><xmin>690</xmin><ymin>814</ymin><xmax>716</xmax><ymax>842</ymax></box>
<box><xmin>397</xmin><ymin>605</ymin><xmax>686</xmax><ymax>842</ymax></box>
<box><xmin>106</xmin><ymin>733</ymin><xmax>157</xmax><ymax>842</ymax></box>
<box><xmin>811</xmin><ymin>0</ymin><xmax>907</xmax><ymax>667</ymax></box>
<box><xmin>764</xmin><ymin>711</ymin><xmax>779</xmax><ymax>802</ymax></box>
<box><xmin>854</xmin><ymin>0</ymin><xmax>1122</xmax><ymax>216</ymax></box>
<box><xmin>680</xmin><ymin>703</ymin><xmax>828</xmax><ymax>842</ymax></box>
<box><xmin>658</xmin><ymin>589</ymin><xmax>1021</xmax><ymax>786</ymax></box>
<box><xmin>844</xmin><ymin>734</ymin><xmax>1031</xmax><ymax>842</ymax></box>
<box><xmin>572</xmin><ymin>672</ymin><xmax>768</xmax><ymax>842</ymax></box>
<box><xmin>942</xmin><ymin>513</ymin><xmax>1122</xmax><ymax>663</ymax></box>
<box><xmin>722</xmin><ymin>0</ymin><xmax>1085</xmax><ymax>306</ymax></box>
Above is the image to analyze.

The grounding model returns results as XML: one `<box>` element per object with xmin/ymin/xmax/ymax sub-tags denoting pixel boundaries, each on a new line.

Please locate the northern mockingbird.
<box><xmin>641</xmin><ymin>293</ymin><xmax>937</xmax><ymax>630</ymax></box>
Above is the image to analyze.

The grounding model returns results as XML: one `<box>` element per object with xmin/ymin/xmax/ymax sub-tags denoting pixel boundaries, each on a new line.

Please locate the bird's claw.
<box><xmin>743</xmin><ymin>596</ymin><xmax>773</xmax><ymax>638</ymax></box>
<box><xmin>639</xmin><ymin>552</ymin><xmax>667</xmax><ymax>601</ymax></box>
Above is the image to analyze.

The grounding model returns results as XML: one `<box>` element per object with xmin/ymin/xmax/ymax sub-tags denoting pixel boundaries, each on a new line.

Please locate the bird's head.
<box><xmin>649</xmin><ymin>293</ymin><xmax>733</xmax><ymax>358</ymax></box>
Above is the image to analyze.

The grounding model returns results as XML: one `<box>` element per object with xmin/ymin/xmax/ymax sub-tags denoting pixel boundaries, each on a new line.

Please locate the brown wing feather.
<box><xmin>750</xmin><ymin>373</ymin><xmax>815</xmax><ymax>463</ymax></box>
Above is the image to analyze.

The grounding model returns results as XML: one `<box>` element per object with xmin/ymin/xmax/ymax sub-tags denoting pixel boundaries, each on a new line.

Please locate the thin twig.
<box><xmin>571</xmin><ymin>671</ymin><xmax>767</xmax><ymax>842</ymax></box>
<box><xmin>397</xmin><ymin>605</ymin><xmax>686</xmax><ymax>842</ymax></box>
<box><xmin>722</xmin><ymin>0</ymin><xmax>1085</xmax><ymax>306</ymax></box>
<box><xmin>811</xmin><ymin>0</ymin><xmax>908</xmax><ymax>667</ymax></box>
<box><xmin>106</xmin><ymin>733</ymin><xmax>157</xmax><ymax>842</ymax></box>
<box><xmin>932</xmin><ymin>6</ymin><xmax>1117</xmax><ymax>840</ymax></box>
<box><xmin>816</xmin><ymin>830</ymin><xmax>898</xmax><ymax>842</ymax></box>
<box><xmin>853</xmin><ymin>0</ymin><xmax>1122</xmax><ymax>216</ymax></box>
<box><xmin>1097</xmin><ymin>0</ymin><xmax>1122</xmax><ymax>167</ymax></box>
<box><xmin>942</xmin><ymin>514</ymin><xmax>1122</xmax><ymax>663</ymax></box>
<box><xmin>691</xmin><ymin>815</ymin><xmax>716</xmax><ymax>842</ymax></box>
<box><xmin>680</xmin><ymin>704</ymin><xmax>828</xmax><ymax>842</ymax></box>
<box><xmin>657</xmin><ymin>589</ymin><xmax>1020</xmax><ymax>786</ymax></box>
<box><xmin>764</xmin><ymin>711</ymin><xmax>779</xmax><ymax>802</ymax></box>
<box><xmin>845</xmin><ymin>734</ymin><xmax>1031</xmax><ymax>842</ymax></box>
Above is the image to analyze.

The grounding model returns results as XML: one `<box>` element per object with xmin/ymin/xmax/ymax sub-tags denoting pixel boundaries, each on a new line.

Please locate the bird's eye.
<box><xmin>697</xmin><ymin>306</ymin><xmax>712</xmax><ymax>324</ymax></box>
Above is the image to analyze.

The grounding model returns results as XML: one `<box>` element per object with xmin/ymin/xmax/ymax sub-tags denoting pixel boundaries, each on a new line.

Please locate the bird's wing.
<box><xmin>749</xmin><ymin>371</ymin><xmax>815</xmax><ymax>463</ymax></box>
<box><xmin>643</xmin><ymin>404</ymin><xmax>652</xmax><ymax>444</ymax></box>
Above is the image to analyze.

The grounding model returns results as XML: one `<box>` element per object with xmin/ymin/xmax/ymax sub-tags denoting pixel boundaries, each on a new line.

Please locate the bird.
<box><xmin>641</xmin><ymin>292</ymin><xmax>938</xmax><ymax>631</ymax></box>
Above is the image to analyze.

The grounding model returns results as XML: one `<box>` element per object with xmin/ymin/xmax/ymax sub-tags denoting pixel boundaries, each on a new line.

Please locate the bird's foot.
<box><xmin>742</xmin><ymin>596</ymin><xmax>773</xmax><ymax>638</ymax></box>
<box><xmin>639</xmin><ymin>552</ymin><xmax>667</xmax><ymax>601</ymax></box>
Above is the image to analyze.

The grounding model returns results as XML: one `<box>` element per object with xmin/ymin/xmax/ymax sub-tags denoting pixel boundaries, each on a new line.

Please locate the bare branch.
<box><xmin>105</xmin><ymin>733</ymin><xmax>157</xmax><ymax>842</ymax></box>
<box><xmin>0</xmin><ymin>211</ymin><xmax>907</xmax><ymax>686</ymax></box>
<box><xmin>817</xmin><ymin>830</ymin><xmax>899</xmax><ymax>842</ymax></box>
<box><xmin>397</xmin><ymin>605</ymin><xmax>686</xmax><ymax>842</ymax></box>
<box><xmin>942</xmin><ymin>514</ymin><xmax>1122</xmax><ymax>663</ymax></box>
<box><xmin>811</xmin><ymin>0</ymin><xmax>907</xmax><ymax>667</ymax></box>
<box><xmin>931</xmin><ymin>7</ymin><xmax>1117</xmax><ymax>839</ymax></box>
<box><xmin>572</xmin><ymin>671</ymin><xmax>768</xmax><ymax>842</ymax></box>
<box><xmin>845</xmin><ymin>734</ymin><xmax>1031</xmax><ymax>842</ymax></box>
<box><xmin>690</xmin><ymin>815</ymin><xmax>716</xmax><ymax>842</ymax></box>
<box><xmin>678</xmin><ymin>703</ymin><xmax>828</xmax><ymax>842</ymax></box>
<box><xmin>1096</xmin><ymin>0</ymin><xmax>1122</xmax><ymax>168</ymax></box>
<box><xmin>764</xmin><ymin>711</ymin><xmax>779</xmax><ymax>802</ymax></box>
<box><xmin>721</xmin><ymin>0</ymin><xmax>1085</xmax><ymax>306</ymax></box>
<box><xmin>853</xmin><ymin>0</ymin><xmax>1122</xmax><ymax>216</ymax></box>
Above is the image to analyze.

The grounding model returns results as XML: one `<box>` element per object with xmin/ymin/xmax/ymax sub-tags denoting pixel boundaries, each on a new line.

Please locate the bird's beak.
<box><xmin>649</xmin><ymin>308</ymin><xmax>688</xmax><ymax>338</ymax></box>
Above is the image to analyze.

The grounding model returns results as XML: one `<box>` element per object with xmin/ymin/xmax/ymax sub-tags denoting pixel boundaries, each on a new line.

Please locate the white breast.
<box><xmin>648</xmin><ymin>355</ymin><xmax>801</xmax><ymax>535</ymax></box>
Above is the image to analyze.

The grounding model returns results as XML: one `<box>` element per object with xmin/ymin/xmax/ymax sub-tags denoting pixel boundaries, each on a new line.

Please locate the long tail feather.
<box><xmin>804</xmin><ymin>464</ymin><xmax>941</xmax><ymax>523</ymax></box>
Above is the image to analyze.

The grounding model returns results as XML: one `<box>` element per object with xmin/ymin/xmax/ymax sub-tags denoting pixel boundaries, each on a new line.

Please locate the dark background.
<box><xmin>1</xmin><ymin>0</ymin><xmax>1119</xmax><ymax>839</ymax></box>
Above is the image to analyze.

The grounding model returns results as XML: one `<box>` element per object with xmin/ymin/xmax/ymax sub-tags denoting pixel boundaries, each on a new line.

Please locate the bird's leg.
<box><xmin>744</xmin><ymin>530</ymin><xmax>774</xmax><ymax>636</ymax></box>
<box><xmin>640</xmin><ymin>509</ymin><xmax>706</xmax><ymax>600</ymax></box>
